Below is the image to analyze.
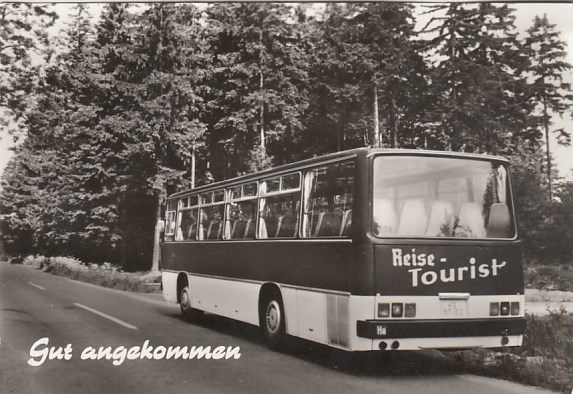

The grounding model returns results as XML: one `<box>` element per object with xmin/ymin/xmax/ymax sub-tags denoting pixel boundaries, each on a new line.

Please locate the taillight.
<box><xmin>378</xmin><ymin>303</ymin><xmax>390</xmax><ymax>318</ymax></box>
<box><xmin>378</xmin><ymin>302</ymin><xmax>415</xmax><ymax>318</ymax></box>
<box><xmin>391</xmin><ymin>303</ymin><xmax>403</xmax><ymax>317</ymax></box>
<box><xmin>491</xmin><ymin>301</ymin><xmax>519</xmax><ymax>316</ymax></box>
<box><xmin>500</xmin><ymin>302</ymin><xmax>510</xmax><ymax>316</ymax></box>
<box><xmin>405</xmin><ymin>303</ymin><xmax>416</xmax><ymax>318</ymax></box>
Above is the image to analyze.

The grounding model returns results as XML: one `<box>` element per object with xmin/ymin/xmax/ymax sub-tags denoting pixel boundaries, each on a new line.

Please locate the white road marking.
<box><xmin>73</xmin><ymin>303</ymin><xmax>138</xmax><ymax>330</ymax></box>
<box><xmin>27</xmin><ymin>281</ymin><xmax>45</xmax><ymax>291</ymax></box>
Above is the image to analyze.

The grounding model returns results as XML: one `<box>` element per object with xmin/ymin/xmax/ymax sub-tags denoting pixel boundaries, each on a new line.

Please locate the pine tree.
<box><xmin>304</xmin><ymin>3</ymin><xmax>426</xmax><ymax>154</ymax></box>
<box><xmin>346</xmin><ymin>3</ymin><xmax>427</xmax><ymax>149</ymax></box>
<box><xmin>423</xmin><ymin>3</ymin><xmax>530</xmax><ymax>153</ymax></box>
<box><xmin>91</xmin><ymin>4</ymin><xmax>211</xmax><ymax>270</ymax></box>
<box><xmin>205</xmin><ymin>3</ymin><xmax>310</xmax><ymax>177</ymax></box>
<box><xmin>0</xmin><ymin>3</ymin><xmax>57</xmax><ymax>140</ymax></box>
<box><xmin>522</xmin><ymin>14</ymin><xmax>573</xmax><ymax>200</ymax></box>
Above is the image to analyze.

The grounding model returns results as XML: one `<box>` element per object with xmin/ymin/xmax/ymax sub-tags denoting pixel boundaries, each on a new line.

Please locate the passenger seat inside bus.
<box><xmin>425</xmin><ymin>201</ymin><xmax>454</xmax><ymax>236</ymax></box>
<box><xmin>206</xmin><ymin>221</ymin><xmax>222</xmax><ymax>239</ymax></box>
<box><xmin>231</xmin><ymin>219</ymin><xmax>252</xmax><ymax>239</ymax></box>
<box><xmin>340</xmin><ymin>210</ymin><xmax>352</xmax><ymax>236</ymax></box>
<box><xmin>373</xmin><ymin>198</ymin><xmax>396</xmax><ymax>236</ymax></box>
<box><xmin>314</xmin><ymin>212</ymin><xmax>343</xmax><ymax>237</ymax></box>
<box><xmin>397</xmin><ymin>199</ymin><xmax>427</xmax><ymax>236</ymax></box>
<box><xmin>276</xmin><ymin>215</ymin><xmax>298</xmax><ymax>238</ymax></box>
<box><xmin>457</xmin><ymin>202</ymin><xmax>486</xmax><ymax>238</ymax></box>
<box><xmin>486</xmin><ymin>203</ymin><xmax>511</xmax><ymax>238</ymax></box>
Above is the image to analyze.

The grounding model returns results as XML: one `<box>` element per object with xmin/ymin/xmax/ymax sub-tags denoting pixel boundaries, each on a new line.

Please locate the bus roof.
<box><xmin>168</xmin><ymin>147</ymin><xmax>510</xmax><ymax>199</ymax></box>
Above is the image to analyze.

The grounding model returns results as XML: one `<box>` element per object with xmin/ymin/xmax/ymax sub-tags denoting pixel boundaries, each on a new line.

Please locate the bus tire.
<box><xmin>180</xmin><ymin>286</ymin><xmax>203</xmax><ymax>323</ymax></box>
<box><xmin>260</xmin><ymin>291</ymin><xmax>286</xmax><ymax>350</ymax></box>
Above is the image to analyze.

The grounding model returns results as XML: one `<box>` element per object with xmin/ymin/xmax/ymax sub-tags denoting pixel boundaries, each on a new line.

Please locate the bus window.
<box><xmin>177</xmin><ymin>209</ymin><xmax>199</xmax><ymax>240</ymax></box>
<box><xmin>373</xmin><ymin>156</ymin><xmax>515</xmax><ymax>239</ymax></box>
<box><xmin>227</xmin><ymin>182</ymin><xmax>258</xmax><ymax>239</ymax></box>
<box><xmin>282</xmin><ymin>173</ymin><xmax>301</xmax><ymax>190</ymax></box>
<box><xmin>176</xmin><ymin>195</ymin><xmax>200</xmax><ymax>241</ymax></box>
<box><xmin>165</xmin><ymin>200</ymin><xmax>177</xmax><ymax>240</ymax></box>
<box><xmin>303</xmin><ymin>161</ymin><xmax>354</xmax><ymax>238</ymax></box>
<box><xmin>200</xmin><ymin>191</ymin><xmax>225</xmax><ymax>240</ymax></box>
<box><xmin>260</xmin><ymin>173</ymin><xmax>302</xmax><ymax>239</ymax></box>
<box><xmin>228</xmin><ymin>201</ymin><xmax>256</xmax><ymax>239</ymax></box>
<box><xmin>265</xmin><ymin>177</ymin><xmax>281</xmax><ymax>193</ymax></box>
<box><xmin>243</xmin><ymin>182</ymin><xmax>258</xmax><ymax>197</ymax></box>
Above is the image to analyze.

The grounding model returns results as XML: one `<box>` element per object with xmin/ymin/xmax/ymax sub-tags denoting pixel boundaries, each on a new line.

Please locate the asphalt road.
<box><xmin>0</xmin><ymin>262</ymin><xmax>554</xmax><ymax>394</ymax></box>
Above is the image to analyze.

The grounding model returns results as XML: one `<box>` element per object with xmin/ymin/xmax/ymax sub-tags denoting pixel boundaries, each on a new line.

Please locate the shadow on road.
<box><xmin>162</xmin><ymin>309</ymin><xmax>464</xmax><ymax>378</ymax></box>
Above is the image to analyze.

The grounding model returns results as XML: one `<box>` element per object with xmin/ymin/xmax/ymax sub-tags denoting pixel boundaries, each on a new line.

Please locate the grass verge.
<box><xmin>448</xmin><ymin>310</ymin><xmax>573</xmax><ymax>393</ymax></box>
<box><xmin>525</xmin><ymin>263</ymin><xmax>573</xmax><ymax>292</ymax></box>
<box><xmin>16</xmin><ymin>255</ymin><xmax>161</xmax><ymax>293</ymax></box>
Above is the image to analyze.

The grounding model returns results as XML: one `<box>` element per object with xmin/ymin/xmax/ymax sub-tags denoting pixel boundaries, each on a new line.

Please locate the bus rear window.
<box><xmin>372</xmin><ymin>156</ymin><xmax>515</xmax><ymax>239</ymax></box>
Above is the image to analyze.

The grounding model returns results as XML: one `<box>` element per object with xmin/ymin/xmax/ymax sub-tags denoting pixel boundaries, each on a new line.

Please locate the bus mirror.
<box><xmin>158</xmin><ymin>219</ymin><xmax>165</xmax><ymax>232</ymax></box>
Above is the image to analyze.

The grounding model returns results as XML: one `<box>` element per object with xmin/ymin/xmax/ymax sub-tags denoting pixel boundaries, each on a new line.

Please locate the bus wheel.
<box><xmin>261</xmin><ymin>294</ymin><xmax>286</xmax><ymax>350</ymax></box>
<box><xmin>180</xmin><ymin>286</ymin><xmax>202</xmax><ymax>322</ymax></box>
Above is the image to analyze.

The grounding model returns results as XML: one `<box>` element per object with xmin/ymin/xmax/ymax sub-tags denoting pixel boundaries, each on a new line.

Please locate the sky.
<box><xmin>1</xmin><ymin>2</ymin><xmax>573</xmax><ymax>179</ymax></box>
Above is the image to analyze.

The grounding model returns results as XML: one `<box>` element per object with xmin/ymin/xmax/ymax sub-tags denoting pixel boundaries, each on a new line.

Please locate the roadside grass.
<box><xmin>524</xmin><ymin>263</ymin><xmax>573</xmax><ymax>292</ymax></box>
<box><xmin>16</xmin><ymin>255</ymin><xmax>161</xmax><ymax>293</ymax></box>
<box><xmin>449</xmin><ymin>309</ymin><xmax>573</xmax><ymax>393</ymax></box>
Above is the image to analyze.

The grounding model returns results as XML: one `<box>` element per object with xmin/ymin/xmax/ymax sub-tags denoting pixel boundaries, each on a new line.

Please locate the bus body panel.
<box><xmin>162</xmin><ymin>271</ymin><xmax>179</xmax><ymax>303</ymax></box>
<box><xmin>161</xmin><ymin>240</ymin><xmax>355</xmax><ymax>293</ymax></box>
<box><xmin>162</xmin><ymin>269</ymin><xmax>356</xmax><ymax>349</ymax></box>
<box><xmin>346</xmin><ymin>293</ymin><xmax>524</xmax><ymax>351</ymax></box>
<box><xmin>189</xmin><ymin>273</ymin><xmax>261</xmax><ymax>325</ymax></box>
<box><xmin>374</xmin><ymin>243</ymin><xmax>523</xmax><ymax>296</ymax></box>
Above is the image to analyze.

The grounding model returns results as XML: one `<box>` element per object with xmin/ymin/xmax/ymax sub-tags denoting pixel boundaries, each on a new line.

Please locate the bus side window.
<box><xmin>303</xmin><ymin>161</ymin><xmax>354</xmax><ymax>238</ymax></box>
<box><xmin>177</xmin><ymin>208</ymin><xmax>198</xmax><ymax>241</ymax></box>
<box><xmin>259</xmin><ymin>174</ymin><xmax>301</xmax><ymax>239</ymax></box>
<box><xmin>229</xmin><ymin>200</ymin><xmax>257</xmax><ymax>239</ymax></box>
<box><xmin>199</xmin><ymin>202</ymin><xmax>224</xmax><ymax>241</ymax></box>
<box><xmin>165</xmin><ymin>211</ymin><xmax>176</xmax><ymax>241</ymax></box>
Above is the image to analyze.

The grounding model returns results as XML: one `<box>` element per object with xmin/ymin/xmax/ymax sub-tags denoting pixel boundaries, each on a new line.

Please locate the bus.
<box><xmin>160</xmin><ymin>148</ymin><xmax>525</xmax><ymax>352</ymax></box>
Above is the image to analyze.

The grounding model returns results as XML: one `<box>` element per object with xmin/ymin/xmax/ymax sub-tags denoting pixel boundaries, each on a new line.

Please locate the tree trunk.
<box><xmin>259</xmin><ymin>69</ymin><xmax>265</xmax><ymax>153</ymax></box>
<box><xmin>150</xmin><ymin>198</ymin><xmax>163</xmax><ymax>272</ymax></box>
<box><xmin>191</xmin><ymin>141</ymin><xmax>196</xmax><ymax>189</ymax></box>
<box><xmin>119</xmin><ymin>202</ymin><xmax>127</xmax><ymax>269</ymax></box>
<box><xmin>259</xmin><ymin>29</ymin><xmax>266</xmax><ymax>154</ymax></box>
<box><xmin>544</xmin><ymin>99</ymin><xmax>552</xmax><ymax>201</ymax></box>
<box><xmin>373</xmin><ymin>84</ymin><xmax>381</xmax><ymax>147</ymax></box>
<box><xmin>390</xmin><ymin>97</ymin><xmax>398</xmax><ymax>148</ymax></box>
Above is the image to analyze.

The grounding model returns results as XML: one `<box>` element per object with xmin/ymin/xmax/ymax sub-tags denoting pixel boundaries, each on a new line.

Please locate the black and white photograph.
<box><xmin>1</xmin><ymin>2</ymin><xmax>572</xmax><ymax>393</ymax></box>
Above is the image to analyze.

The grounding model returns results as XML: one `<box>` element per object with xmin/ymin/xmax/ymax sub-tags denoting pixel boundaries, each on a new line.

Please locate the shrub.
<box><xmin>19</xmin><ymin>254</ymin><xmax>161</xmax><ymax>293</ymax></box>
<box><xmin>525</xmin><ymin>264</ymin><xmax>573</xmax><ymax>292</ymax></box>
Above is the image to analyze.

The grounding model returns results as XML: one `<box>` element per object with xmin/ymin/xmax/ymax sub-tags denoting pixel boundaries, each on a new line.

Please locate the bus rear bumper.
<box><xmin>355</xmin><ymin>317</ymin><xmax>525</xmax><ymax>351</ymax></box>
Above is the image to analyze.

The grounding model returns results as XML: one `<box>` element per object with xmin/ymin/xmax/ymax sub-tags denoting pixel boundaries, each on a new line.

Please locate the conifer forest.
<box><xmin>1</xmin><ymin>3</ymin><xmax>573</xmax><ymax>271</ymax></box>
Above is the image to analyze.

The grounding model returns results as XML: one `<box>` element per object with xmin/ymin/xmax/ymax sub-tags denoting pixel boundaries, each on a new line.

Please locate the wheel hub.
<box><xmin>181</xmin><ymin>290</ymin><xmax>189</xmax><ymax>309</ymax></box>
<box><xmin>266</xmin><ymin>301</ymin><xmax>280</xmax><ymax>334</ymax></box>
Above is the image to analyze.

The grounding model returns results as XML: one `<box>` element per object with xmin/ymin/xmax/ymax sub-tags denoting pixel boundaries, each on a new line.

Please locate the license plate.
<box><xmin>440</xmin><ymin>300</ymin><xmax>467</xmax><ymax>317</ymax></box>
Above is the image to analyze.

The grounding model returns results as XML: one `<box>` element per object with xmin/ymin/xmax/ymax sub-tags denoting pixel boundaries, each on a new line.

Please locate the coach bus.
<box><xmin>160</xmin><ymin>148</ymin><xmax>525</xmax><ymax>351</ymax></box>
